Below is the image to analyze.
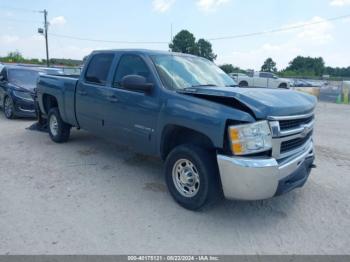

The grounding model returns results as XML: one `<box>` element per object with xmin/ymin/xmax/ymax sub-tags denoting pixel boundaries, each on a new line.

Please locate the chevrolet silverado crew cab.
<box><xmin>36</xmin><ymin>49</ymin><xmax>316</xmax><ymax>210</ymax></box>
<box><xmin>237</xmin><ymin>71</ymin><xmax>290</xmax><ymax>89</ymax></box>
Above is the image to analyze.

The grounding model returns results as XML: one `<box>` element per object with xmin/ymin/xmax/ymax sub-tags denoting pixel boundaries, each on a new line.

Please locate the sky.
<box><xmin>0</xmin><ymin>0</ymin><xmax>349</xmax><ymax>70</ymax></box>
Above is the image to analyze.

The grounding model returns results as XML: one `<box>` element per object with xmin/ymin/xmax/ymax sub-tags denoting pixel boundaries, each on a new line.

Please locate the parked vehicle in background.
<box><xmin>291</xmin><ymin>79</ymin><xmax>310</xmax><ymax>87</ymax></box>
<box><xmin>38</xmin><ymin>67</ymin><xmax>82</xmax><ymax>76</ymax></box>
<box><xmin>307</xmin><ymin>80</ymin><xmax>326</xmax><ymax>87</ymax></box>
<box><xmin>38</xmin><ymin>67</ymin><xmax>65</xmax><ymax>76</ymax></box>
<box><xmin>229</xmin><ymin>72</ymin><xmax>248</xmax><ymax>82</ymax></box>
<box><xmin>36</xmin><ymin>49</ymin><xmax>316</xmax><ymax>210</ymax></box>
<box><xmin>62</xmin><ymin>67</ymin><xmax>82</xmax><ymax>76</ymax></box>
<box><xmin>0</xmin><ymin>65</ymin><xmax>38</xmax><ymax>119</ymax></box>
<box><xmin>237</xmin><ymin>71</ymin><xmax>290</xmax><ymax>89</ymax></box>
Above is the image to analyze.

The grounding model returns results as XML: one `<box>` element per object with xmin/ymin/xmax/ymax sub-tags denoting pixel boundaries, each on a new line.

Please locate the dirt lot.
<box><xmin>0</xmin><ymin>102</ymin><xmax>349</xmax><ymax>255</ymax></box>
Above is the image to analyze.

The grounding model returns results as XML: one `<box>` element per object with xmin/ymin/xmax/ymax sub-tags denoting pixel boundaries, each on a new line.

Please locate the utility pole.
<box><xmin>171</xmin><ymin>23</ymin><xmax>173</xmax><ymax>43</ymax></box>
<box><xmin>169</xmin><ymin>23</ymin><xmax>173</xmax><ymax>52</ymax></box>
<box><xmin>38</xmin><ymin>9</ymin><xmax>49</xmax><ymax>67</ymax></box>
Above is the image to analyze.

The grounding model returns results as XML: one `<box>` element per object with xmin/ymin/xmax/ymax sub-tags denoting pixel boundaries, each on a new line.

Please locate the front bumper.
<box><xmin>217</xmin><ymin>141</ymin><xmax>314</xmax><ymax>200</ymax></box>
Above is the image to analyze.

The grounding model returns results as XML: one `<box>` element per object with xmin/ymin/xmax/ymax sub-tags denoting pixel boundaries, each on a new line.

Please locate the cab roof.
<box><xmin>91</xmin><ymin>49</ymin><xmax>198</xmax><ymax>58</ymax></box>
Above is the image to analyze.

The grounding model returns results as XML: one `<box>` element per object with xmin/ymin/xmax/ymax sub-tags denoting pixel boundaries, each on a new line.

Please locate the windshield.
<box><xmin>151</xmin><ymin>54</ymin><xmax>236</xmax><ymax>90</ymax></box>
<box><xmin>8</xmin><ymin>69</ymin><xmax>39</xmax><ymax>89</ymax></box>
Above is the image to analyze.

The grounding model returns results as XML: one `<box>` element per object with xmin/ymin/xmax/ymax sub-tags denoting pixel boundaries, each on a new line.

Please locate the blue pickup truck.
<box><xmin>36</xmin><ymin>49</ymin><xmax>316</xmax><ymax>210</ymax></box>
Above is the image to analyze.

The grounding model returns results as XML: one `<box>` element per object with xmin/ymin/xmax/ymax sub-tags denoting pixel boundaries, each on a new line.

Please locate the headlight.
<box><xmin>12</xmin><ymin>90</ymin><xmax>34</xmax><ymax>102</ymax></box>
<box><xmin>228</xmin><ymin>121</ymin><xmax>272</xmax><ymax>155</ymax></box>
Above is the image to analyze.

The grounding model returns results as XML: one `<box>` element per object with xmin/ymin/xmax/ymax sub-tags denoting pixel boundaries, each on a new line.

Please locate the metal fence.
<box><xmin>317</xmin><ymin>81</ymin><xmax>349</xmax><ymax>104</ymax></box>
<box><xmin>291</xmin><ymin>79</ymin><xmax>349</xmax><ymax>104</ymax></box>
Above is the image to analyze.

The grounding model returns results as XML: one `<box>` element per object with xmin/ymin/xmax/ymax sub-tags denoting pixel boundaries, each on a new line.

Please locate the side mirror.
<box><xmin>0</xmin><ymin>75</ymin><xmax>4</xmax><ymax>82</ymax></box>
<box><xmin>121</xmin><ymin>75</ymin><xmax>153</xmax><ymax>93</ymax></box>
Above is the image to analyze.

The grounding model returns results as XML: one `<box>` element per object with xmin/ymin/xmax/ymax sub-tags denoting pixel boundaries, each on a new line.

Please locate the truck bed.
<box><xmin>36</xmin><ymin>74</ymin><xmax>79</xmax><ymax>126</ymax></box>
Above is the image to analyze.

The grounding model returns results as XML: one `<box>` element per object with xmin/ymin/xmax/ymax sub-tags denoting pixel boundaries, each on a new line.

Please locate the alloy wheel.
<box><xmin>4</xmin><ymin>97</ymin><xmax>13</xmax><ymax>118</ymax></box>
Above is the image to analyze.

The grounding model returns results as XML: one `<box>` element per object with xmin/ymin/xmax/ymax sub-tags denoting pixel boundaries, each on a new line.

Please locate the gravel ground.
<box><xmin>0</xmin><ymin>102</ymin><xmax>349</xmax><ymax>255</ymax></box>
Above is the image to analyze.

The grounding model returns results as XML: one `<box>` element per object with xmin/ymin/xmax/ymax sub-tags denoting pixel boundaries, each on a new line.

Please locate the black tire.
<box><xmin>278</xmin><ymin>83</ymin><xmax>288</xmax><ymax>89</ymax></box>
<box><xmin>48</xmin><ymin>108</ymin><xmax>71</xmax><ymax>143</ymax></box>
<box><xmin>3</xmin><ymin>96</ymin><xmax>15</xmax><ymax>119</ymax></box>
<box><xmin>239</xmin><ymin>81</ymin><xmax>248</xmax><ymax>87</ymax></box>
<box><xmin>164</xmin><ymin>144</ymin><xmax>222</xmax><ymax>210</ymax></box>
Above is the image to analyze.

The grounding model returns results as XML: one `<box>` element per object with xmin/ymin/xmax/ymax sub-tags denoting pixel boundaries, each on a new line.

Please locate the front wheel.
<box><xmin>164</xmin><ymin>144</ymin><xmax>222</xmax><ymax>210</ymax></box>
<box><xmin>48</xmin><ymin>108</ymin><xmax>71</xmax><ymax>143</ymax></box>
<box><xmin>3</xmin><ymin>96</ymin><xmax>15</xmax><ymax>119</ymax></box>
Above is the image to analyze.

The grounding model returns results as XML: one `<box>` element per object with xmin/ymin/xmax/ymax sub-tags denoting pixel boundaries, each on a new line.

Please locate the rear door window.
<box><xmin>259</xmin><ymin>72</ymin><xmax>271</xmax><ymax>78</ymax></box>
<box><xmin>85</xmin><ymin>53</ymin><xmax>114</xmax><ymax>85</ymax></box>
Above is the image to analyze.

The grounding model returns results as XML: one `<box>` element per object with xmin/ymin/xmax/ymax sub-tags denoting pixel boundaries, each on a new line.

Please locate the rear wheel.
<box><xmin>3</xmin><ymin>96</ymin><xmax>15</xmax><ymax>119</ymax></box>
<box><xmin>48</xmin><ymin>108</ymin><xmax>71</xmax><ymax>143</ymax></box>
<box><xmin>278</xmin><ymin>83</ymin><xmax>288</xmax><ymax>89</ymax></box>
<box><xmin>239</xmin><ymin>81</ymin><xmax>248</xmax><ymax>87</ymax></box>
<box><xmin>164</xmin><ymin>144</ymin><xmax>222</xmax><ymax>210</ymax></box>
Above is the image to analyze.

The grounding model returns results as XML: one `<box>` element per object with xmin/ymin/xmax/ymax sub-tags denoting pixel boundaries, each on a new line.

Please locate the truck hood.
<box><xmin>179</xmin><ymin>86</ymin><xmax>317</xmax><ymax>119</ymax></box>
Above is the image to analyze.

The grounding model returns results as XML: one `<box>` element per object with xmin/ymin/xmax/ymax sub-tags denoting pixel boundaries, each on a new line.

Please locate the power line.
<box><xmin>0</xmin><ymin>17</ymin><xmax>41</xmax><ymax>24</ymax></box>
<box><xmin>207</xmin><ymin>14</ymin><xmax>350</xmax><ymax>41</ymax></box>
<box><xmin>2</xmin><ymin>9</ymin><xmax>348</xmax><ymax>46</ymax></box>
<box><xmin>0</xmin><ymin>5</ymin><xmax>39</xmax><ymax>13</ymax></box>
<box><xmin>48</xmin><ymin>13</ymin><xmax>349</xmax><ymax>45</ymax></box>
<box><xmin>49</xmin><ymin>33</ymin><xmax>168</xmax><ymax>44</ymax></box>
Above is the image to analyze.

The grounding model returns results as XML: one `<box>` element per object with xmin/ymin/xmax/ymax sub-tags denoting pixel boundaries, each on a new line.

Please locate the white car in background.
<box><xmin>236</xmin><ymin>71</ymin><xmax>290</xmax><ymax>89</ymax></box>
<box><xmin>229</xmin><ymin>72</ymin><xmax>248</xmax><ymax>82</ymax></box>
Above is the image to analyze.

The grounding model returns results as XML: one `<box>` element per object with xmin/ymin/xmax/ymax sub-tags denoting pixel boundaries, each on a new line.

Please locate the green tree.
<box><xmin>324</xmin><ymin>66</ymin><xmax>350</xmax><ymax>78</ymax></box>
<box><xmin>285</xmin><ymin>56</ymin><xmax>325</xmax><ymax>76</ymax></box>
<box><xmin>29</xmin><ymin>58</ymin><xmax>41</xmax><ymax>64</ymax></box>
<box><xmin>49</xmin><ymin>58</ymin><xmax>83</xmax><ymax>66</ymax></box>
<box><xmin>169</xmin><ymin>30</ymin><xmax>197</xmax><ymax>54</ymax></box>
<box><xmin>5</xmin><ymin>50</ymin><xmax>24</xmax><ymax>63</ymax></box>
<box><xmin>219</xmin><ymin>64</ymin><xmax>235</xmax><ymax>73</ymax></box>
<box><xmin>169</xmin><ymin>30</ymin><xmax>217</xmax><ymax>61</ymax></box>
<box><xmin>196</xmin><ymin>39</ymin><xmax>217</xmax><ymax>61</ymax></box>
<box><xmin>219</xmin><ymin>64</ymin><xmax>245</xmax><ymax>74</ymax></box>
<box><xmin>0</xmin><ymin>52</ymin><xmax>83</xmax><ymax>67</ymax></box>
<box><xmin>261</xmin><ymin>58</ymin><xmax>277</xmax><ymax>72</ymax></box>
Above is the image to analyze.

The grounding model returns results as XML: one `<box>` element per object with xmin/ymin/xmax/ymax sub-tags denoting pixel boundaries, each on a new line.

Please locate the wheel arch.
<box><xmin>278</xmin><ymin>82</ymin><xmax>288</xmax><ymax>89</ymax></box>
<box><xmin>160</xmin><ymin>124</ymin><xmax>216</xmax><ymax>160</ymax></box>
<box><xmin>239</xmin><ymin>80</ymin><xmax>248</xmax><ymax>87</ymax></box>
<box><xmin>42</xmin><ymin>93</ymin><xmax>59</xmax><ymax>115</ymax></box>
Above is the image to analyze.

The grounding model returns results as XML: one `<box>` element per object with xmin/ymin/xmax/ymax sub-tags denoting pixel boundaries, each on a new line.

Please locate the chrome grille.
<box><xmin>279</xmin><ymin>115</ymin><xmax>314</xmax><ymax>131</ymax></box>
<box><xmin>268</xmin><ymin>112</ymin><xmax>314</xmax><ymax>160</ymax></box>
<box><xmin>280</xmin><ymin>131</ymin><xmax>313</xmax><ymax>154</ymax></box>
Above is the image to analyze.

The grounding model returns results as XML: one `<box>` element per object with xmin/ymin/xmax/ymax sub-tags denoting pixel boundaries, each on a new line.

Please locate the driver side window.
<box><xmin>113</xmin><ymin>55</ymin><xmax>151</xmax><ymax>89</ymax></box>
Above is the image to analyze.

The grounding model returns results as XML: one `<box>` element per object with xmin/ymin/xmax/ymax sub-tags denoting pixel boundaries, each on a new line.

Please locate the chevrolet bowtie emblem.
<box><xmin>300</xmin><ymin>125</ymin><xmax>309</xmax><ymax>137</ymax></box>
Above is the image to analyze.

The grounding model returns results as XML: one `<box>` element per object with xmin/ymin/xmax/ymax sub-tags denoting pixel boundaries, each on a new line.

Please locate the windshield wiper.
<box><xmin>226</xmin><ymin>84</ymin><xmax>238</xmax><ymax>87</ymax></box>
<box><xmin>190</xmin><ymin>84</ymin><xmax>218</xmax><ymax>88</ymax></box>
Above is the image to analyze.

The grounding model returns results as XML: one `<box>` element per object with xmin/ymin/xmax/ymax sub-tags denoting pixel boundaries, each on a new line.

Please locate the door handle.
<box><xmin>78</xmin><ymin>90</ymin><xmax>87</xmax><ymax>96</ymax></box>
<box><xmin>107</xmin><ymin>95</ymin><xmax>119</xmax><ymax>103</ymax></box>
